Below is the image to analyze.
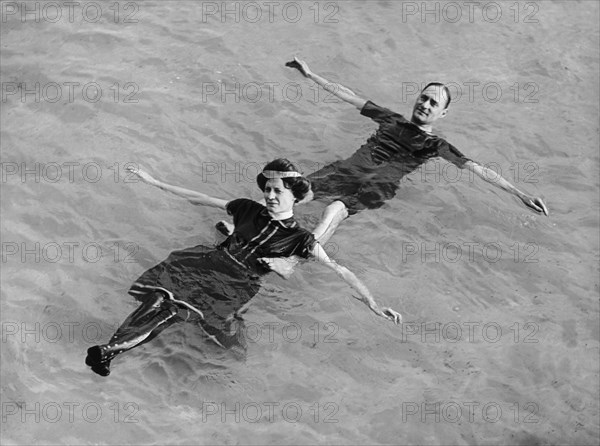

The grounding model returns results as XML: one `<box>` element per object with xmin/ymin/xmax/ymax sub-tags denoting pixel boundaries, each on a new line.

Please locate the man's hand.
<box><xmin>521</xmin><ymin>195</ymin><xmax>549</xmax><ymax>216</ymax></box>
<box><xmin>467</xmin><ymin>161</ymin><xmax>549</xmax><ymax>217</ymax></box>
<box><xmin>259</xmin><ymin>256</ymin><xmax>299</xmax><ymax>279</ymax></box>
<box><xmin>285</xmin><ymin>56</ymin><xmax>365</xmax><ymax>109</ymax></box>
<box><xmin>285</xmin><ymin>56</ymin><xmax>311</xmax><ymax>78</ymax></box>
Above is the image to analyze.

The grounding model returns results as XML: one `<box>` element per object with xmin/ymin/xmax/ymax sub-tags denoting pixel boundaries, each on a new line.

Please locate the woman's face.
<box><xmin>263</xmin><ymin>178</ymin><xmax>295</xmax><ymax>216</ymax></box>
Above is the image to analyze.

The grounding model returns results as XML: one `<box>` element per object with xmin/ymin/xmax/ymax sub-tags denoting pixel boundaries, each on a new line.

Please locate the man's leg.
<box><xmin>312</xmin><ymin>200</ymin><xmax>349</xmax><ymax>244</ymax></box>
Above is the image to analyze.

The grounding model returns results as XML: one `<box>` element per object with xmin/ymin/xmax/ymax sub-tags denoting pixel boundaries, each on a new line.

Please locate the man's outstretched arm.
<box><xmin>464</xmin><ymin>160</ymin><xmax>548</xmax><ymax>216</ymax></box>
<box><xmin>286</xmin><ymin>56</ymin><xmax>367</xmax><ymax>110</ymax></box>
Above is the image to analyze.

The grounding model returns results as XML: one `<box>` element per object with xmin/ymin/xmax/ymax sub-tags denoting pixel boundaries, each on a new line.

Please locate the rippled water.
<box><xmin>1</xmin><ymin>1</ymin><xmax>599</xmax><ymax>445</ymax></box>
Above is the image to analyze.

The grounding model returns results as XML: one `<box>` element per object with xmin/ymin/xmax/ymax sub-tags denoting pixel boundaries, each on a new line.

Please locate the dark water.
<box><xmin>1</xmin><ymin>1</ymin><xmax>598</xmax><ymax>444</ymax></box>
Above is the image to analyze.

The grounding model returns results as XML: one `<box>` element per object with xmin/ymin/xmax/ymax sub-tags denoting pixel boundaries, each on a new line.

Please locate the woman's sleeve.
<box><xmin>294</xmin><ymin>231</ymin><xmax>317</xmax><ymax>259</ymax></box>
<box><xmin>226</xmin><ymin>198</ymin><xmax>245</xmax><ymax>217</ymax></box>
<box><xmin>226</xmin><ymin>198</ymin><xmax>265</xmax><ymax>226</ymax></box>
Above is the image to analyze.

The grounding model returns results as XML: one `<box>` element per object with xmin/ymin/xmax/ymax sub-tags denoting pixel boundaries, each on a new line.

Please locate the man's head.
<box><xmin>411</xmin><ymin>83</ymin><xmax>451</xmax><ymax>127</ymax></box>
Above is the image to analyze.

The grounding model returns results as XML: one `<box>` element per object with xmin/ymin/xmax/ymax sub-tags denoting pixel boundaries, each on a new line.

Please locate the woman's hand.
<box><xmin>124</xmin><ymin>165</ymin><xmax>228</xmax><ymax>209</ymax></box>
<box><xmin>374</xmin><ymin>307</ymin><xmax>402</xmax><ymax>324</ymax></box>
<box><xmin>126</xmin><ymin>165</ymin><xmax>156</xmax><ymax>185</ymax></box>
<box><xmin>383</xmin><ymin>307</ymin><xmax>402</xmax><ymax>324</ymax></box>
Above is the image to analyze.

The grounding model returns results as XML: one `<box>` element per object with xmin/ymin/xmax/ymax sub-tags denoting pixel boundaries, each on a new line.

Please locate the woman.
<box><xmin>85</xmin><ymin>159</ymin><xmax>401</xmax><ymax>376</ymax></box>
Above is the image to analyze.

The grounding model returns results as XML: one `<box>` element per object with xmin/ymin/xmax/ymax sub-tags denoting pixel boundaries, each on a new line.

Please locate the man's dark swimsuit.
<box><xmin>308</xmin><ymin>101</ymin><xmax>471</xmax><ymax>214</ymax></box>
<box><xmin>85</xmin><ymin>199</ymin><xmax>315</xmax><ymax>376</ymax></box>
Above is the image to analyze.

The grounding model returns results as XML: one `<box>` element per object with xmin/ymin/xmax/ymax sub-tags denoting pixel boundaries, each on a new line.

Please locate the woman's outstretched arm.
<box><xmin>127</xmin><ymin>166</ymin><xmax>228</xmax><ymax>209</ymax></box>
<box><xmin>310</xmin><ymin>242</ymin><xmax>402</xmax><ymax>324</ymax></box>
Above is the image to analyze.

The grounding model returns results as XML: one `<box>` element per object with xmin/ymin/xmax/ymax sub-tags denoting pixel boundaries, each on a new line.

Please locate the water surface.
<box><xmin>1</xmin><ymin>1</ymin><xmax>599</xmax><ymax>444</ymax></box>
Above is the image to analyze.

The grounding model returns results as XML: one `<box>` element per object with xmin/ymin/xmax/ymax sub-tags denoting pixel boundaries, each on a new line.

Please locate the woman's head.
<box><xmin>256</xmin><ymin>159</ymin><xmax>311</xmax><ymax>202</ymax></box>
<box><xmin>256</xmin><ymin>159</ymin><xmax>311</xmax><ymax>218</ymax></box>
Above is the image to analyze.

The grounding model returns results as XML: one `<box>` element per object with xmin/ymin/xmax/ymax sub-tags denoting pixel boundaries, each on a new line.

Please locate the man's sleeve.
<box><xmin>437</xmin><ymin>141</ymin><xmax>471</xmax><ymax>168</ymax></box>
<box><xmin>360</xmin><ymin>100</ymin><xmax>405</xmax><ymax>124</ymax></box>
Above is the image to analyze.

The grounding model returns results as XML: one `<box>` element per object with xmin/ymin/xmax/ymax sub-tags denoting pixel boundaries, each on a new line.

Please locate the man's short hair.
<box><xmin>422</xmin><ymin>82</ymin><xmax>451</xmax><ymax>109</ymax></box>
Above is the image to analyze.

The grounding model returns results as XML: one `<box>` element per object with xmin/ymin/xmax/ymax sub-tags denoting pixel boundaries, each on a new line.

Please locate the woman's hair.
<box><xmin>256</xmin><ymin>158</ymin><xmax>311</xmax><ymax>202</ymax></box>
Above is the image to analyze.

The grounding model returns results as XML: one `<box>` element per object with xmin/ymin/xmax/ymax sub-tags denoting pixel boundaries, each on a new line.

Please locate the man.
<box><xmin>285</xmin><ymin>57</ymin><xmax>547</xmax><ymax>243</ymax></box>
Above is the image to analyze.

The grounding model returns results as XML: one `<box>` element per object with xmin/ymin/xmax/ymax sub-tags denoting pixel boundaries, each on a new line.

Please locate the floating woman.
<box><xmin>85</xmin><ymin>159</ymin><xmax>401</xmax><ymax>376</ymax></box>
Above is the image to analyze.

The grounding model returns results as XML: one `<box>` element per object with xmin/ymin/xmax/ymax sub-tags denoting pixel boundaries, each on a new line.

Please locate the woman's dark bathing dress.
<box><xmin>85</xmin><ymin>199</ymin><xmax>316</xmax><ymax>376</ymax></box>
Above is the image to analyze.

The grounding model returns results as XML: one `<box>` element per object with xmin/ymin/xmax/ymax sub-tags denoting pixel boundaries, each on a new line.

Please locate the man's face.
<box><xmin>411</xmin><ymin>85</ymin><xmax>448</xmax><ymax>126</ymax></box>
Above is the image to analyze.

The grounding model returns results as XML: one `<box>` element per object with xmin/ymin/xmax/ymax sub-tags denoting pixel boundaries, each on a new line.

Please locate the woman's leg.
<box><xmin>85</xmin><ymin>291</ymin><xmax>179</xmax><ymax>376</ymax></box>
